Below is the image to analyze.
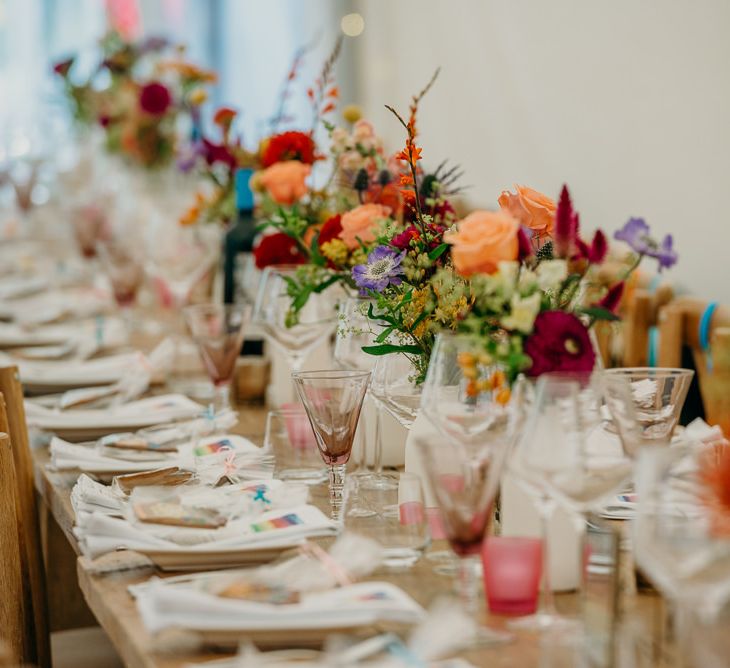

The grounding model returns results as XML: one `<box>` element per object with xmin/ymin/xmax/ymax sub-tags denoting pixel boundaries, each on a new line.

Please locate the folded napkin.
<box><xmin>0</xmin><ymin>286</ymin><xmax>112</xmax><ymax>326</ymax></box>
<box><xmin>9</xmin><ymin>337</ymin><xmax>174</xmax><ymax>395</ymax></box>
<box><xmin>75</xmin><ymin>504</ymin><xmax>339</xmax><ymax>560</ymax></box>
<box><xmin>136</xmin><ymin>579</ymin><xmax>424</xmax><ymax>635</ymax></box>
<box><xmin>0</xmin><ymin>274</ymin><xmax>48</xmax><ymax>300</ymax></box>
<box><xmin>34</xmin><ymin>394</ymin><xmax>203</xmax><ymax>438</ymax></box>
<box><xmin>0</xmin><ymin>316</ymin><xmax>127</xmax><ymax>355</ymax></box>
<box><xmin>71</xmin><ymin>474</ymin><xmax>125</xmax><ymax>516</ymax></box>
<box><xmin>51</xmin><ymin>437</ymin><xmax>179</xmax><ymax>473</ymax></box>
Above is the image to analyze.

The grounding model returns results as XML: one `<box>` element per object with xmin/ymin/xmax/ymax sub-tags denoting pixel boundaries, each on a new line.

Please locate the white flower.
<box><xmin>501</xmin><ymin>292</ymin><xmax>541</xmax><ymax>333</ymax></box>
<box><xmin>536</xmin><ymin>260</ymin><xmax>568</xmax><ymax>291</ymax></box>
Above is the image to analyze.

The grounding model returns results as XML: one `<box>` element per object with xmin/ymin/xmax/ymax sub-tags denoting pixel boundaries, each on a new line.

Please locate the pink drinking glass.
<box><xmin>482</xmin><ymin>536</ymin><xmax>543</xmax><ymax>616</ymax></box>
<box><xmin>183</xmin><ymin>304</ymin><xmax>251</xmax><ymax>411</ymax></box>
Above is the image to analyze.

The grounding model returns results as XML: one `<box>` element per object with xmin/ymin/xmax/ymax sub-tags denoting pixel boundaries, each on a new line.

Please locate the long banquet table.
<box><xmin>30</xmin><ymin>371</ymin><xmax>677</xmax><ymax>668</ymax></box>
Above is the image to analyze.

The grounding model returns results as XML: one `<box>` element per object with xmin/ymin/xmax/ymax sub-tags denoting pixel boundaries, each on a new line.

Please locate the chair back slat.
<box><xmin>658</xmin><ymin>297</ymin><xmax>730</xmax><ymax>433</ymax></box>
<box><xmin>0</xmin><ymin>368</ymin><xmax>51</xmax><ymax>668</ymax></box>
<box><xmin>0</xmin><ymin>431</ymin><xmax>24</xmax><ymax>666</ymax></box>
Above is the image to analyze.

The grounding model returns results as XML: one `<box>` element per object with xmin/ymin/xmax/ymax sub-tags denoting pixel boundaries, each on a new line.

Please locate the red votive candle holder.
<box><xmin>481</xmin><ymin>536</ymin><xmax>542</xmax><ymax>615</ymax></box>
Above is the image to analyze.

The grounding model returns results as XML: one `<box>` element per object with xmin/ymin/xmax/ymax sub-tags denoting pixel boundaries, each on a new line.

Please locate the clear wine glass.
<box><xmin>292</xmin><ymin>370</ymin><xmax>371</xmax><ymax>520</ymax></box>
<box><xmin>183</xmin><ymin>303</ymin><xmax>251</xmax><ymax>411</ymax></box>
<box><xmin>334</xmin><ymin>296</ymin><xmax>395</xmax><ymax>490</ymax></box>
<box><xmin>507</xmin><ymin>372</ymin><xmax>629</xmax><ymax>633</ymax></box>
<box><xmin>602</xmin><ymin>367</ymin><xmax>694</xmax><ymax>455</ymax></box>
<box><xmin>632</xmin><ymin>442</ymin><xmax>730</xmax><ymax>667</ymax></box>
<box><xmin>370</xmin><ymin>353</ymin><xmax>423</xmax><ymax>429</ymax></box>
<box><xmin>415</xmin><ymin>413</ymin><xmax>517</xmax><ymax>645</ymax></box>
<box><xmin>253</xmin><ymin>265</ymin><xmax>339</xmax><ymax>394</ymax></box>
<box><xmin>420</xmin><ymin>332</ymin><xmax>525</xmax><ymax>572</ymax></box>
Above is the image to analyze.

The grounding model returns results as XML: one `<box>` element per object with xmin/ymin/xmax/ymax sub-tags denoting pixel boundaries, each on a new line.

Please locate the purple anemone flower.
<box><xmin>352</xmin><ymin>246</ymin><xmax>405</xmax><ymax>293</ymax></box>
<box><xmin>614</xmin><ymin>217</ymin><xmax>678</xmax><ymax>271</ymax></box>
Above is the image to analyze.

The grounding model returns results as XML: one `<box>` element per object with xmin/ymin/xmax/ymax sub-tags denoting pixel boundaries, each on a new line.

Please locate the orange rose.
<box><xmin>445</xmin><ymin>210</ymin><xmax>520</xmax><ymax>276</ymax></box>
<box><xmin>498</xmin><ymin>185</ymin><xmax>556</xmax><ymax>238</ymax></box>
<box><xmin>339</xmin><ymin>203</ymin><xmax>391</xmax><ymax>249</ymax></box>
<box><xmin>258</xmin><ymin>161</ymin><xmax>310</xmax><ymax>205</ymax></box>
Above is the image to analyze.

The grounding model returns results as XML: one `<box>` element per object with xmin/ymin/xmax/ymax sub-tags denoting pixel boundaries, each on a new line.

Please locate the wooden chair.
<box><xmin>592</xmin><ymin>276</ymin><xmax>673</xmax><ymax>368</ymax></box>
<box><xmin>657</xmin><ymin>297</ymin><xmax>730</xmax><ymax>434</ymax></box>
<box><xmin>0</xmin><ymin>367</ymin><xmax>51</xmax><ymax>668</ymax></box>
<box><xmin>0</xmin><ymin>429</ymin><xmax>23</xmax><ymax>667</ymax></box>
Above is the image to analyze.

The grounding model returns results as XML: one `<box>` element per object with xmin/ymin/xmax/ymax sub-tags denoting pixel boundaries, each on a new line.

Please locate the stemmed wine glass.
<box><xmin>183</xmin><ymin>304</ymin><xmax>251</xmax><ymax>411</ymax></box>
<box><xmin>508</xmin><ymin>372</ymin><xmax>632</xmax><ymax>632</ymax></box>
<box><xmin>602</xmin><ymin>367</ymin><xmax>694</xmax><ymax>454</ymax></box>
<box><xmin>253</xmin><ymin>265</ymin><xmax>339</xmax><ymax>399</ymax></box>
<box><xmin>96</xmin><ymin>239</ymin><xmax>145</xmax><ymax>324</ymax></box>
<box><xmin>371</xmin><ymin>353</ymin><xmax>423</xmax><ymax>429</ymax></box>
<box><xmin>334</xmin><ymin>296</ymin><xmax>394</xmax><ymax>490</ymax></box>
<box><xmin>292</xmin><ymin>370</ymin><xmax>371</xmax><ymax>520</ymax></box>
<box><xmin>417</xmin><ymin>333</ymin><xmax>524</xmax><ymax>645</ymax></box>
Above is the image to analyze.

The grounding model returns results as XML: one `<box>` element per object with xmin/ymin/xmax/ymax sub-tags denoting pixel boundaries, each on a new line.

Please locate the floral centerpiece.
<box><xmin>358</xmin><ymin>174</ymin><xmax>677</xmax><ymax>386</ymax></box>
<box><xmin>54</xmin><ymin>31</ymin><xmax>216</xmax><ymax>169</ymax></box>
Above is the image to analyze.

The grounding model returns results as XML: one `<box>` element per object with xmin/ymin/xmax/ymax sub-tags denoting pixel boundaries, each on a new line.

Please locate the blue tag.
<box><xmin>235</xmin><ymin>168</ymin><xmax>255</xmax><ymax>210</ymax></box>
<box><xmin>700</xmin><ymin>302</ymin><xmax>718</xmax><ymax>372</ymax></box>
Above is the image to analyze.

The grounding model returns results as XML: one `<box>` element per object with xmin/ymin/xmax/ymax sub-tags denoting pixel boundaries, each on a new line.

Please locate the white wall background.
<box><xmin>351</xmin><ymin>0</ymin><xmax>730</xmax><ymax>301</ymax></box>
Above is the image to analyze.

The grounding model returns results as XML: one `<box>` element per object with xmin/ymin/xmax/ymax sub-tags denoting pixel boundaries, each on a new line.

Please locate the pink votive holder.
<box><xmin>482</xmin><ymin>536</ymin><xmax>542</xmax><ymax>616</ymax></box>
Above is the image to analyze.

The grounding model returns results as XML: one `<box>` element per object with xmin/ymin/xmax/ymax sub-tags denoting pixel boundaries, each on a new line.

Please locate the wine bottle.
<box><xmin>223</xmin><ymin>167</ymin><xmax>256</xmax><ymax>304</ymax></box>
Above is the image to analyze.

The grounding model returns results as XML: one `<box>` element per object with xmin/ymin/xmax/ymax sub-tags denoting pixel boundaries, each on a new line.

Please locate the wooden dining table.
<box><xmin>28</xmin><ymin>325</ymin><xmax>676</xmax><ymax>667</ymax></box>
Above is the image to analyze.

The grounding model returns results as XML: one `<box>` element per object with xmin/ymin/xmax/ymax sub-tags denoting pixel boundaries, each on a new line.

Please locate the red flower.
<box><xmin>201</xmin><ymin>139</ymin><xmax>237</xmax><ymax>170</ymax></box>
<box><xmin>53</xmin><ymin>58</ymin><xmax>74</xmax><ymax>77</ymax></box>
<box><xmin>253</xmin><ymin>233</ymin><xmax>305</xmax><ymax>269</ymax></box>
<box><xmin>524</xmin><ymin>311</ymin><xmax>596</xmax><ymax>377</ymax></box>
<box><xmin>261</xmin><ymin>131</ymin><xmax>316</xmax><ymax>167</ymax></box>
<box><xmin>139</xmin><ymin>82</ymin><xmax>172</xmax><ymax>116</ymax></box>
<box><xmin>317</xmin><ymin>215</ymin><xmax>343</xmax><ymax>247</ymax></box>
<box><xmin>391</xmin><ymin>226</ymin><xmax>420</xmax><ymax>250</ymax></box>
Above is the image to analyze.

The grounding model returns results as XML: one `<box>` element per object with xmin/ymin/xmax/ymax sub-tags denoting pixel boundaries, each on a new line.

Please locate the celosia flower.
<box><xmin>523</xmin><ymin>311</ymin><xmax>596</xmax><ymax>377</ymax></box>
<box><xmin>253</xmin><ymin>233</ymin><xmax>305</xmax><ymax>269</ymax></box>
<box><xmin>139</xmin><ymin>81</ymin><xmax>172</xmax><ymax>116</ymax></box>
<box><xmin>352</xmin><ymin>246</ymin><xmax>405</xmax><ymax>292</ymax></box>
<box><xmin>595</xmin><ymin>281</ymin><xmax>624</xmax><ymax>313</ymax></box>
<box><xmin>614</xmin><ymin>218</ymin><xmax>678</xmax><ymax>271</ymax></box>
<box><xmin>261</xmin><ymin>131</ymin><xmax>317</xmax><ymax>167</ymax></box>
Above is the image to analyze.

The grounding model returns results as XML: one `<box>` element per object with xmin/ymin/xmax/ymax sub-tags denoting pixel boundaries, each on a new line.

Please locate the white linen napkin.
<box><xmin>135</xmin><ymin>580</ymin><xmax>424</xmax><ymax>635</ymax></box>
<box><xmin>75</xmin><ymin>504</ymin><xmax>339</xmax><ymax>560</ymax></box>
<box><xmin>31</xmin><ymin>394</ymin><xmax>204</xmax><ymax>434</ymax></box>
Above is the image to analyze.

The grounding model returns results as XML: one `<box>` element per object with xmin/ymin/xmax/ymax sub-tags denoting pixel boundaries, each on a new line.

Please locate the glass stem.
<box><xmin>537</xmin><ymin>498</ymin><xmax>558</xmax><ymax>617</ymax></box>
<box><xmin>213</xmin><ymin>383</ymin><xmax>231</xmax><ymax>413</ymax></box>
<box><xmin>328</xmin><ymin>464</ymin><xmax>346</xmax><ymax>522</ymax></box>
<box><xmin>372</xmin><ymin>401</ymin><xmax>384</xmax><ymax>475</ymax></box>
<box><xmin>458</xmin><ymin>554</ymin><xmax>482</xmax><ymax>617</ymax></box>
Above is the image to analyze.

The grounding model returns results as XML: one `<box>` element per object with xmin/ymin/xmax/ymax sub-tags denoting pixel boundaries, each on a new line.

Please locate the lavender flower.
<box><xmin>614</xmin><ymin>218</ymin><xmax>678</xmax><ymax>271</ymax></box>
<box><xmin>352</xmin><ymin>246</ymin><xmax>405</xmax><ymax>292</ymax></box>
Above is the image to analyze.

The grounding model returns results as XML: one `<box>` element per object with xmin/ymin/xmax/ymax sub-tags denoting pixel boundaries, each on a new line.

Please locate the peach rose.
<box><xmin>445</xmin><ymin>210</ymin><xmax>520</xmax><ymax>276</ymax></box>
<box><xmin>498</xmin><ymin>185</ymin><xmax>556</xmax><ymax>238</ymax></box>
<box><xmin>339</xmin><ymin>203</ymin><xmax>391</xmax><ymax>249</ymax></box>
<box><xmin>258</xmin><ymin>161</ymin><xmax>310</xmax><ymax>205</ymax></box>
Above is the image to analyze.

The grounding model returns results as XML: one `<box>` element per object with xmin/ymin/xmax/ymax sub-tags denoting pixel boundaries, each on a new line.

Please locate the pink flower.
<box><xmin>339</xmin><ymin>203</ymin><xmax>391</xmax><ymax>250</ymax></box>
<box><xmin>524</xmin><ymin>311</ymin><xmax>596</xmax><ymax>377</ymax></box>
<box><xmin>258</xmin><ymin>161</ymin><xmax>311</xmax><ymax>205</ymax></box>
